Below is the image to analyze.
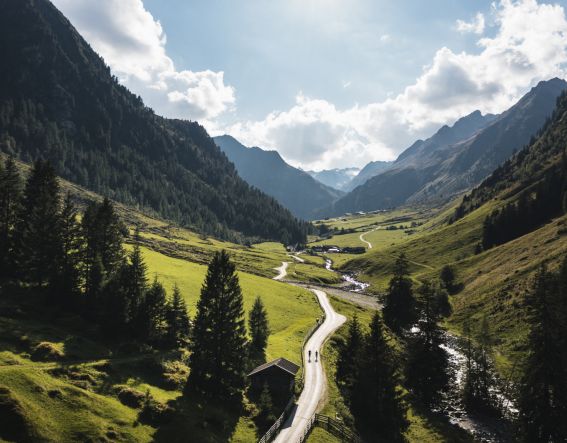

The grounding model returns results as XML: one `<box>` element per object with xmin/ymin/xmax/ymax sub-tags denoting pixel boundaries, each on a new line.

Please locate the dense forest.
<box><xmin>0</xmin><ymin>0</ymin><xmax>308</xmax><ymax>245</ymax></box>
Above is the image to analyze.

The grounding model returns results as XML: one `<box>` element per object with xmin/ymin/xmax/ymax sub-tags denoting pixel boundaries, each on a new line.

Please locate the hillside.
<box><xmin>306</xmin><ymin>167</ymin><xmax>360</xmax><ymax>191</ymax></box>
<box><xmin>321</xmin><ymin>78</ymin><xmax>567</xmax><ymax>217</ymax></box>
<box><xmin>214</xmin><ymin>135</ymin><xmax>343</xmax><ymax>220</ymax></box>
<box><xmin>0</xmin><ymin>0</ymin><xmax>308</xmax><ymax>244</ymax></box>
<box><xmin>337</xmin><ymin>90</ymin><xmax>567</xmax><ymax>371</ymax></box>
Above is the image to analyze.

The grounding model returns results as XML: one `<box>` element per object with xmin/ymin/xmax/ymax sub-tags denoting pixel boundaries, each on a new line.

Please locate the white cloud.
<box><xmin>52</xmin><ymin>0</ymin><xmax>235</xmax><ymax>121</ymax></box>
<box><xmin>379</xmin><ymin>33</ymin><xmax>392</xmax><ymax>43</ymax></box>
<box><xmin>456</xmin><ymin>13</ymin><xmax>486</xmax><ymax>34</ymax></box>
<box><xmin>225</xmin><ymin>0</ymin><xmax>567</xmax><ymax>170</ymax></box>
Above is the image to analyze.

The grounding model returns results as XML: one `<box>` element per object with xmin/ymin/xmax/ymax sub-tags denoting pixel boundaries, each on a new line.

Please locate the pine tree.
<box><xmin>440</xmin><ymin>265</ymin><xmax>456</xmax><ymax>293</ymax></box>
<box><xmin>53</xmin><ymin>193</ymin><xmax>82</xmax><ymax>305</ymax></box>
<box><xmin>336</xmin><ymin>314</ymin><xmax>363</xmax><ymax>394</ymax></box>
<box><xmin>126</xmin><ymin>229</ymin><xmax>147</xmax><ymax>327</ymax></box>
<box><xmin>518</xmin><ymin>265</ymin><xmax>567</xmax><ymax>441</ymax></box>
<box><xmin>462</xmin><ymin>316</ymin><xmax>497</xmax><ymax>414</ymax></box>
<box><xmin>140</xmin><ymin>279</ymin><xmax>167</xmax><ymax>344</ymax></box>
<box><xmin>166</xmin><ymin>284</ymin><xmax>191</xmax><ymax>348</ymax></box>
<box><xmin>352</xmin><ymin>312</ymin><xmax>407</xmax><ymax>441</ymax></box>
<box><xmin>405</xmin><ymin>280</ymin><xmax>449</xmax><ymax>408</ymax></box>
<box><xmin>0</xmin><ymin>156</ymin><xmax>22</xmax><ymax>280</ymax></box>
<box><xmin>186</xmin><ymin>250</ymin><xmax>248</xmax><ymax>402</ymax></box>
<box><xmin>383</xmin><ymin>253</ymin><xmax>416</xmax><ymax>332</ymax></box>
<box><xmin>248</xmin><ymin>296</ymin><xmax>270</xmax><ymax>366</ymax></box>
<box><xmin>257</xmin><ymin>383</ymin><xmax>276</xmax><ymax>428</ymax></box>
<box><xmin>13</xmin><ymin>160</ymin><xmax>61</xmax><ymax>288</ymax></box>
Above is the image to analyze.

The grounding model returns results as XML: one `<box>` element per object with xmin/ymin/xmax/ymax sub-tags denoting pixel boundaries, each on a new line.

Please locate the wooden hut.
<box><xmin>248</xmin><ymin>358</ymin><xmax>299</xmax><ymax>398</ymax></box>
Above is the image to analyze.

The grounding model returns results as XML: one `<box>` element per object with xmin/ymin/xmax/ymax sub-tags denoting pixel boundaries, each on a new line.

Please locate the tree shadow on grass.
<box><xmin>152</xmin><ymin>394</ymin><xmax>242</xmax><ymax>443</ymax></box>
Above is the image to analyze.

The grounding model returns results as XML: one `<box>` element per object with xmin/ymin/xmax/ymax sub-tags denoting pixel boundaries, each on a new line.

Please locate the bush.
<box><xmin>115</xmin><ymin>386</ymin><xmax>146</xmax><ymax>408</ymax></box>
<box><xmin>31</xmin><ymin>342</ymin><xmax>64</xmax><ymax>361</ymax></box>
<box><xmin>138</xmin><ymin>391</ymin><xmax>175</xmax><ymax>425</ymax></box>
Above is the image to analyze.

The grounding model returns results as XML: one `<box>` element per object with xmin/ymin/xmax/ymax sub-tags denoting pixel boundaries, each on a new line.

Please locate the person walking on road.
<box><xmin>315</xmin><ymin>350</ymin><xmax>318</xmax><ymax>362</ymax></box>
<box><xmin>308</xmin><ymin>350</ymin><xmax>312</xmax><ymax>362</ymax></box>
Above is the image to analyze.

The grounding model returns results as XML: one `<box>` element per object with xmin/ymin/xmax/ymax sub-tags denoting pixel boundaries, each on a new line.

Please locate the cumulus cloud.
<box><xmin>226</xmin><ymin>0</ymin><xmax>567</xmax><ymax>170</ymax></box>
<box><xmin>456</xmin><ymin>13</ymin><xmax>486</xmax><ymax>34</ymax></box>
<box><xmin>52</xmin><ymin>0</ymin><xmax>235</xmax><ymax>121</ymax></box>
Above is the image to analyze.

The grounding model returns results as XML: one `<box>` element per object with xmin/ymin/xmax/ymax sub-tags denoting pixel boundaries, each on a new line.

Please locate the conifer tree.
<box><xmin>186</xmin><ymin>250</ymin><xmax>248</xmax><ymax>402</ymax></box>
<box><xmin>248</xmin><ymin>296</ymin><xmax>270</xmax><ymax>366</ymax></box>
<box><xmin>405</xmin><ymin>280</ymin><xmax>449</xmax><ymax>408</ymax></box>
<box><xmin>126</xmin><ymin>229</ymin><xmax>147</xmax><ymax>326</ymax></box>
<box><xmin>140</xmin><ymin>278</ymin><xmax>167</xmax><ymax>344</ymax></box>
<box><xmin>166</xmin><ymin>284</ymin><xmax>191</xmax><ymax>348</ymax></box>
<box><xmin>519</xmin><ymin>265</ymin><xmax>567</xmax><ymax>441</ymax></box>
<box><xmin>352</xmin><ymin>312</ymin><xmax>407</xmax><ymax>441</ymax></box>
<box><xmin>0</xmin><ymin>156</ymin><xmax>22</xmax><ymax>280</ymax></box>
<box><xmin>54</xmin><ymin>193</ymin><xmax>82</xmax><ymax>304</ymax></box>
<box><xmin>462</xmin><ymin>316</ymin><xmax>497</xmax><ymax>413</ymax></box>
<box><xmin>383</xmin><ymin>253</ymin><xmax>416</xmax><ymax>332</ymax></box>
<box><xmin>14</xmin><ymin>160</ymin><xmax>61</xmax><ymax>288</ymax></box>
<box><xmin>336</xmin><ymin>314</ymin><xmax>363</xmax><ymax>394</ymax></box>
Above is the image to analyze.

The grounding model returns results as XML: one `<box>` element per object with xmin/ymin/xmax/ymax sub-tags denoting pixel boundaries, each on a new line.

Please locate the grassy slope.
<box><xmin>0</xmin><ymin>158</ymin><xmax>324</xmax><ymax>442</ymax></box>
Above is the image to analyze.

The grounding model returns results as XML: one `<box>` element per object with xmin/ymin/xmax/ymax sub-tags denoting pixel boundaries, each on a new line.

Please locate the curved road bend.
<box><xmin>274</xmin><ymin>288</ymin><xmax>346</xmax><ymax>443</ymax></box>
<box><xmin>273</xmin><ymin>261</ymin><xmax>289</xmax><ymax>280</ymax></box>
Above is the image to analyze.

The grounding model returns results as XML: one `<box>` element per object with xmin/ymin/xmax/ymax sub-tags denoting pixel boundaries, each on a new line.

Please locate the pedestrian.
<box><xmin>308</xmin><ymin>349</ymin><xmax>311</xmax><ymax>362</ymax></box>
<box><xmin>315</xmin><ymin>350</ymin><xmax>318</xmax><ymax>362</ymax></box>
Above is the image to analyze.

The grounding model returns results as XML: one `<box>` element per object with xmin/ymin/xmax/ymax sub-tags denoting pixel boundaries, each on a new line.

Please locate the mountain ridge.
<box><xmin>214</xmin><ymin>135</ymin><xmax>343</xmax><ymax>220</ymax></box>
<box><xmin>0</xmin><ymin>0</ymin><xmax>308</xmax><ymax>244</ymax></box>
<box><xmin>320</xmin><ymin>78</ymin><xmax>567</xmax><ymax>217</ymax></box>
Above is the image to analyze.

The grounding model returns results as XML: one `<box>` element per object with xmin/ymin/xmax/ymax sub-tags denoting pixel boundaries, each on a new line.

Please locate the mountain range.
<box><xmin>319</xmin><ymin>78</ymin><xmax>567</xmax><ymax>217</ymax></box>
<box><xmin>306</xmin><ymin>167</ymin><xmax>360</xmax><ymax>191</ymax></box>
<box><xmin>214</xmin><ymin>135</ymin><xmax>343</xmax><ymax>220</ymax></box>
<box><xmin>0</xmin><ymin>0</ymin><xmax>308</xmax><ymax>244</ymax></box>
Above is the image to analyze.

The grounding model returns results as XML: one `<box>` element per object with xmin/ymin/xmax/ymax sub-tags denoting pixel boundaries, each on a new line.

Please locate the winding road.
<box><xmin>273</xmin><ymin>261</ymin><xmax>289</xmax><ymax>280</ymax></box>
<box><xmin>273</xmin><ymin>262</ymin><xmax>346</xmax><ymax>443</ymax></box>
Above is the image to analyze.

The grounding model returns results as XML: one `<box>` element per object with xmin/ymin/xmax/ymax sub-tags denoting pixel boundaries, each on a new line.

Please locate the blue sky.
<box><xmin>143</xmin><ymin>0</ymin><xmax>495</xmax><ymax>120</ymax></box>
<box><xmin>53</xmin><ymin>0</ymin><xmax>567</xmax><ymax>170</ymax></box>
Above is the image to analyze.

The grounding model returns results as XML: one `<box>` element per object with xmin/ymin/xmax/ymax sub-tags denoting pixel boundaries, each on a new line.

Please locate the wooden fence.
<box><xmin>298</xmin><ymin>414</ymin><xmax>363</xmax><ymax>443</ymax></box>
<box><xmin>257</xmin><ymin>396</ymin><xmax>295</xmax><ymax>443</ymax></box>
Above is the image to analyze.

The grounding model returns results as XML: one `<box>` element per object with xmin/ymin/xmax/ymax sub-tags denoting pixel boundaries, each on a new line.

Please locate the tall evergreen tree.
<box><xmin>0</xmin><ymin>156</ymin><xmax>22</xmax><ymax>280</ymax></box>
<box><xmin>518</xmin><ymin>265</ymin><xmax>567</xmax><ymax>441</ymax></box>
<box><xmin>352</xmin><ymin>312</ymin><xmax>408</xmax><ymax>441</ymax></box>
<box><xmin>126</xmin><ymin>229</ymin><xmax>147</xmax><ymax>327</ymax></box>
<box><xmin>383</xmin><ymin>253</ymin><xmax>416</xmax><ymax>332</ymax></box>
<box><xmin>405</xmin><ymin>280</ymin><xmax>450</xmax><ymax>408</ymax></box>
<box><xmin>462</xmin><ymin>316</ymin><xmax>497</xmax><ymax>414</ymax></box>
<box><xmin>336</xmin><ymin>314</ymin><xmax>363</xmax><ymax>395</ymax></box>
<box><xmin>166</xmin><ymin>284</ymin><xmax>191</xmax><ymax>348</ymax></box>
<box><xmin>13</xmin><ymin>160</ymin><xmax>61</xmax><ymax>288</ymax></box>
<box><xmin>140</xmin><ymin>278</ymin><xmax>167</xmax><ymax>344</ymax></box>
<box><xmin>53</xmin><ymin>193</ymin><xmax>82</xmax><ymax>304</ymax></box>
<box><xmin>248</xmin><ymin>296</ymin><xmax>270</xmax><ymax>366</ymax></box>
<box><xmin>186</xmin><ymin>250</ymin><xmax>248</xmax><ymax>402</ymax></box>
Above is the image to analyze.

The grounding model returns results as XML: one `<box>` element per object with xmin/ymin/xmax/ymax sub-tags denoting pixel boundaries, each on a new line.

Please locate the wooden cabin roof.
<box><xmin>248</xmin><ymin>357</ymin><xmax>300</xmax><ymax>377</ymax></box>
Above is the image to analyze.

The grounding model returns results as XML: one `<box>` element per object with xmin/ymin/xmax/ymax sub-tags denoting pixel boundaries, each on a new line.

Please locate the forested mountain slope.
<box><xmin>214</xmin><ymin>135</ymin><xmax>343</xmax><ymax>220</ymax></box>
<box><xmin>322</xmin><ymin>78</ymin><xmax>567</xmax><ymax>217</ymax></box>
<box><xmin>0</xmin><ymin>0</ymin><xmax>308</xmax><ymax>244</ymax></box>
<box><xmin>345</xmin><ymin>89</ymin><xmax>567</xmax><ymax>370</ymax></box>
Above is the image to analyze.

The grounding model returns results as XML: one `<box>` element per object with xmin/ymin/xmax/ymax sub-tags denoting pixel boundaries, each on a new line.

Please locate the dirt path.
<box><xmin>273</xmin><ymin>261</ymin><xmax>289</xmax><ymax>280</ymax></box>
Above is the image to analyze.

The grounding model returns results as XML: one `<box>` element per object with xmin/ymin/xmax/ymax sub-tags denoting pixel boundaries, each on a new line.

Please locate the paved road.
<box><xmin>273</xmin><ymin>261</ymin><xmax>289</xmax><ymax>280</ymax></box>
<box><xmin>274</xmin><ymin>288</ymin><xmax>346</xmax><ymax>443</ymax></box>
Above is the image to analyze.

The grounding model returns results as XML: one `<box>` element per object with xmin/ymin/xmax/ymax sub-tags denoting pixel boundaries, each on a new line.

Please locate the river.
<box><xmin>321</xmin><ymin>254</ymin><xmax>516</xmax><ymax>442</ymax></box>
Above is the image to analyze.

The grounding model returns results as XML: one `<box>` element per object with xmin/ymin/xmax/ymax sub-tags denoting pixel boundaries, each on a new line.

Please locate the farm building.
<box><xmin>248</xmin><ymin>357</ymin><xmax>299</xmax><ymax>398</ymax></box>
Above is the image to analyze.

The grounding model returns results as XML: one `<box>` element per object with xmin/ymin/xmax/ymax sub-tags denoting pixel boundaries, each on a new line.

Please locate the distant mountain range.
<box><xmin>319</xmin><ymin>78</ymin><xmax>567</xmax><ymax>217</ymax></box>
<box><xmin>344</xmin><ymin>161</ymin><xmax>391</xmax><ymax>192</ymax></box>
<box><xmin>306</xmin><ymin>168</ymin><xmax>360</xmax><ymax>191</ymax></box>
<box><xmin>214</xmin><ymin>135</ymin><xmax>343</xmax><ymax>220</ymax></box>
<box><xmin>0</xmin><ymin>0</ymin><xmax>308</xmax><ymax>244</ymax></box>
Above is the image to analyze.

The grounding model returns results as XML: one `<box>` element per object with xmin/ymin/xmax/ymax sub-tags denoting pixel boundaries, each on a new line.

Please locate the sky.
<box><xmin>51</xmin><ymin>0</ymin><xmax>567</xmax><ymax>171</ymax></box>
